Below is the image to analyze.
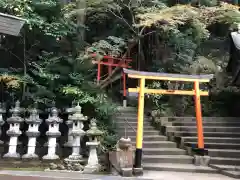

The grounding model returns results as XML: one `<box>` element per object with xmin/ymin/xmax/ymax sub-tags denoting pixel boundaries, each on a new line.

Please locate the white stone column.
<box><xmin>3</xmin><ymin>101</ymin><xmax>23</xmax><ymax>159</ymax></box>
<box><xmin>22</xmin><ymin>106</ymin><xmax>42</xmax><ymax>159</ymax></box>
<box><xmin>43</xmin><ymin>107</ymin><xmax>63</xmax><ymax>160</ymax></box>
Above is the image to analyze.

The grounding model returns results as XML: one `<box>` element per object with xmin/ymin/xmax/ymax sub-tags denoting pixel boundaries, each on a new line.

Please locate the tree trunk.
<box><xmin>76</xmin><ymin>0</ymin><xmax>86</xmax><ymax>47</ymax></box>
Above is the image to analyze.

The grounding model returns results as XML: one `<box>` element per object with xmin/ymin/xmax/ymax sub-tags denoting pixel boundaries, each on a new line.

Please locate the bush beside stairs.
<box><xmin>114</xmin><ymin>106</ymin><xmax>217</xmax><ymax>174</ymax></box>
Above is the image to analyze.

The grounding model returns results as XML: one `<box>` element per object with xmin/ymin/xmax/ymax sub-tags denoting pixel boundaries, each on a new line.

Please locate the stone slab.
<box><xmin>0</xmin><ymin>171</ymin><xmax>151</xmax><ymax>180</ymax></box>
<box><xmin>222</xmin><ymin>170</ymin><xmax>240</xmax><ymax>179</ymax></box>
<box><xmin>142</xmin><ymin>171</ymin><xmax>238</xmax><ymax>180</ymax></box>
<box><xmin>0</xmin><ymin>170</ymin><xmax>238</xmax><ymax>180</ymax></box>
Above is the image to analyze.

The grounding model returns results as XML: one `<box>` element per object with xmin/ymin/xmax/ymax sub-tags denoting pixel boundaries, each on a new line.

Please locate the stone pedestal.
<box><xmin>109</xmin><ymin>137</ymin><xmax>134</xmax><ymax>177</ymax></box>
<box><xmin>43</xmin><ymin>107</ymin><xmax>63</xmax><ymax>160</ymax></box>
<box><xmin>3</xmin><ymin>101</ymin><xmax>23</xmax><ymax>159</ymax></box>
<box><xmin>193</xmin><ymin>148</ymin><xmax>210</xmax><ymax>166</ymax></box>
<box><xmin>133</xmin><ymin>167</ymin><xmax>143</xmax><ymax>176</ymax></box>
<box><xmin>84</xmin><ymin>141</ymin><xmax>100</xmax><ymax>173</ymax></box>
<box><xmin>194</xmin><ymin>155</ymin><xmax>211</xmax><ymax>166</ymax></box>
<box><xmin>121</xmin><ymin>168</ymin><xmax>133</xmax><ymax>177</ymax></box>
<box><xmin>22</xmin><ymin>106</ymin><xmax>42</xmax><ymax>159</ymax></box>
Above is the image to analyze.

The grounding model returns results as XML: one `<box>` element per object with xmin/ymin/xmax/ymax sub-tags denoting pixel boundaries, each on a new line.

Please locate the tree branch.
<box><xmin>142</xmin><ymin>31</ymin><xmax>156</xmax><ymax>37</ymax></box>
<box><xmin>139</xmin><ymin>26</ymin><xmax>146</xmax><ymax>35</ymax></box>
<box><xmin>107</xmin><ymin>8</ymin><xmax>137</xmax><ymax>34</ymax></box>
<box><xmin>123</xmin><ymin>1</ymin><xmax>136</xmax><ymax>26</ymax></box>
<box><xmin>1</xmin><ymin>47</ymin><xmax>24</xmax><ymax>65</ymax></box>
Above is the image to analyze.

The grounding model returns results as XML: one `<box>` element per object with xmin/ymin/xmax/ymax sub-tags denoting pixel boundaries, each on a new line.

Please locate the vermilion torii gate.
<box><xmin>123</xmin><ymin>68</ymin><xmax>213</xmax><ymax>175</ymax></box>
<box><xmin>92</xmin><ymin>54</ymin><xmax>132</xmax><ymax>106</ymax></box>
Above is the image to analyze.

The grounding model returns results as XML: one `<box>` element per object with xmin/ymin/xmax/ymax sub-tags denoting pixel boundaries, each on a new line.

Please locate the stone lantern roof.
<box><xmin>45</xmin><ymin>107</ymin><xmax>63</xmax><ymax>124</ymax></box>
<box><xmin>25</xmin><ymin>106</ymin><xmax>42</xmax><ymax>124</ymax></box>
<box><xmin>69</xmin><ymin>103</ymin><xmax>87</xmax><ymax>121</ymax></box>
<box><xmin>7</xmin><ymin>101</ymin><xmax>24</xmax><ymax>123</ymax></box>
<box><xmin>86</xmin><ymin>118</ymin><xmax>103</xmax><ymax>137</ymax></box>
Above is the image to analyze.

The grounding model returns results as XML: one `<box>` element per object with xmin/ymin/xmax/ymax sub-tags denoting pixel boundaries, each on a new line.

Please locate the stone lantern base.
<box><xmin>3</xmin><ymin>152</ymin><xmax>20</xmax><ymax>159</ymax></box>
<box><xmin>64</xmin><ymin>157</ymin><xmax>85</xmax><ymax>165</ymax></box>
<box><xmin>42</xmin><ymin>154</ymin><xmax>60</xmax><ymax>160</ymax></box>
<box><xmin>83</xmin><ymin>164</ymin><xmax>101</xmax><ymax>174</ymax></box>
<box><xmin>22</xmin><ymin>153</ymin><xmax>39</xmax><ymax>159</ymax></box>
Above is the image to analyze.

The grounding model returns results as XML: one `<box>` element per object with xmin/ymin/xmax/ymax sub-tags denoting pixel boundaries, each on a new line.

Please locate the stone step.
<box><xmin>209</xmin><ymin>164</ymin><xmax>240</xmax><ymax>171</ymax></box>
<box><xmin>116</xmin><ymin>121</ymin><xmax>150</xmax><ymax>125</ymax></box>
<box><xmin>143</xmin><ymin>155</ymin><xmax>193</xmax><ymax>164</ymax></box>
<box><xmin>143</xmin><ymin>148</ymin><xmax>187</xmax><ymax>155</ymax></box>
<box><xmin>115</xmin><ymin>116</ymin><xmax>149</xmax><ymax>121</ymax></box>
<box><xmin>169</xmin><ymin>131</ymin><xmax>240</xmax><ymax>138</ymax></box>
<box><xmin>143</xmin><ymin>163</ymin><xmax>217</xmax><ymax>173</ymax></box>
<box><xmin>221</xmin><ymin>170</ymin><xmax>240</xmax><ymax>179</ymax></box>
<box><xmin>208</xmin><ymin>149</ymin><xmax>240</xmax><ymax>158</ymax></box>
<box><xmin>117</xmin><ymin>106</ymin><xmax>137</xmax><ymax>111</ymax></box>
<box><xmin>118</xmin><ymin>130</ymin><xmax>160</xmax><ymax>136</ymax></box>
<box><xmin>166</xmin><ymin>126</ymin><xmax>240</xmax><ymax>133</ymax></box>
<box><xmin>167</xmin><ymin>117</ymin><xmax>240</xmax><ymax>122</ymax></box>
<box><xmin>185</xmin><ymin>142</ymin><xmax>240</xmax><ymax>150</ymax></box>
<box><xmin>210</xmin><ymin>157</ymin><xmax>240</xmax><ymax>165</ymax></box>
<box><xmin>128</xmin><ymin>135</ymin><xmax>167</xmax><ymax>141</ymax></box>
<box><xmin>133</xmin><ymin>141</ymin><xmax>177</xmax><ymax>148</ymax></box>
<box><xmin>181</xmin><ymin>137</ymin><xmax>240</xmax><ymax>144</ymax></box>
<box><xmin>116</xmin><ymin>126</ymin><xmax>154</xmax><ymax>130</ymax></box>
<box><xmin>115</xmin><ymin>121</ymin><xmax>153</xmax><ymax>127</ymax></box>
<box><xmin>169</xmin><ymin>122</ymin><xmax>240</xmax><ymax>127</ymax></box>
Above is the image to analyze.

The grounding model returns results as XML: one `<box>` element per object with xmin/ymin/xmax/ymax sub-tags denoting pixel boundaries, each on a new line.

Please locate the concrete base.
<box><xmin>83</xmin><ymin>164</ymin><xmax>100</xmax><ymax>174</ymax></box>
<box><xmin>194</xmin><ymin>155</ymin><xmax>211</xmax><ymax>166</ymax></box>
<box><xmin>22</xmin><ymin>153</ymin><xmax>39</xmax><ymax>160</ymax></box>
<box><xmin>67</xmin><ymin>154</ymin><xmax>83</xmax><ymax>160</ymax></box>
<box><xmin>42</xmin><ymin>154</ymin><xmax>60</xmax><ymax>160</ymax></box>
<box><xmin>3</xmin><ymin>152</ymin><xmax>20</xmax><ymax>159</ymax></box>
<box><xmin>64</xmin><ymin>157</ymin><xmax>86</xmax><ymax>165</ymax></box>
<box><xmin>121</xmin><ymin>168</ymin><xmax>133</xmax><ymax>177</ymax></box>
<box><xmin>133</xmin><ymin>167</ymin><xmax>143</xmax><ymax>176</ymax></box>
<box><xmin>123</xmin><ymin>100</ymin><xmax>127</xmax><ymax>107</ymax></box>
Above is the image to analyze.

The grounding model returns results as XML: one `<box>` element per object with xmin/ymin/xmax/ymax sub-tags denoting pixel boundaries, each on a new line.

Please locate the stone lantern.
<box><xmin>0</xmin><ymin>103</ymin><xmax>6</xmax><ymax>144</ymax></box>
<box><xmin>64</xmin><ymin>102</ymin><xmax>75</xmax><ymax>147</ymax></box>
<box><xmin>22</xmin><ymin>104</ymin><xmax>42</xmax><ymax>159</ymax></box>
<box><xmin>42</xmin><ymin>106</ymin><xmax>63</xmax><ymax>160</ymax></box>
<box><xmin>3</xmin><ymin>101</ymin><xmax>23</xmax><ymax>159</ymax></box>
<box><xmin>84</xmin><ymin>118</ymin><xmax>103</xmax><ymax>173</ymax></box>
<box><xmin>65</xmin><ymin>103</ymin><xmax>87</xmax><ymax>162</ymax></box>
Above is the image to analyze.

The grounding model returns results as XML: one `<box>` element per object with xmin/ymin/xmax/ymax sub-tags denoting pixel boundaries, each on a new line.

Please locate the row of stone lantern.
<box><xmin>0</xmin><ymin>101</ymin><xmax>104</xmax><ymax>172</ymax></box>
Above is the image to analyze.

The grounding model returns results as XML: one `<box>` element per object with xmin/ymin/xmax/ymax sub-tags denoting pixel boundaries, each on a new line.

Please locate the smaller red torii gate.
<box><xmin>91</xmin><ymin>54</ymin><xmax>132</xmax><ymax>106</ymax></box>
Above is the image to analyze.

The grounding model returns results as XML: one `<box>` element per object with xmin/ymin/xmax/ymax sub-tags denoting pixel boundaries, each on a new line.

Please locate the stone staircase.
<box><xmin>162</xmin><ymin>117</ymin><xmax>240</xmax><ymax>178</ymax></box>
<box><xmin>115</xmin><ymin>107</ymin><xmax>216</xmax><ymax>173</ymax></box>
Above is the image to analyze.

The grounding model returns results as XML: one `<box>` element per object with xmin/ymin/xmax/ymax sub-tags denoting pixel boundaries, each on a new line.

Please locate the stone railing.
<box><xmin>0</xmin><ymin>101</ymin><xmax>104</xmax><ymax>173</ymax></box>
